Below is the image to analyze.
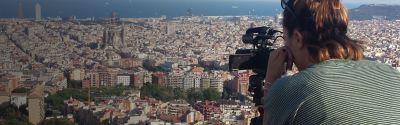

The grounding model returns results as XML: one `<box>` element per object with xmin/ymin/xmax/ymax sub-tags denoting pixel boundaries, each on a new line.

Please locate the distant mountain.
<box><xmin>349</xmin><ymin>4</ymin><xmax>400</xmax><ymax>20</ymax></box>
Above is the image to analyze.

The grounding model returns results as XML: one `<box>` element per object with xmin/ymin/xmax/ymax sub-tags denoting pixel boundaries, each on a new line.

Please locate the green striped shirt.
<box><xmin>263</xmin><ymin>59</ymin><xmax>400</xmax><ymax>125</ymax></box>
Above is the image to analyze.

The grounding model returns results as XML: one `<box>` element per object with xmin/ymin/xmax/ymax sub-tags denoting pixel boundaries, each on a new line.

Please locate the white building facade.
<box><xmin>117</xmin><ymin>75</ymin><xmax>131</xmax><ymax>86</ymax></box>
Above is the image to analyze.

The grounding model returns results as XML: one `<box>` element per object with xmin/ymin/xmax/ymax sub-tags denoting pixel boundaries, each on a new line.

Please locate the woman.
<box><xmin>263</xmin><ymin>0</ymin><xmax>400</xmax><ymax>124</ymax></box>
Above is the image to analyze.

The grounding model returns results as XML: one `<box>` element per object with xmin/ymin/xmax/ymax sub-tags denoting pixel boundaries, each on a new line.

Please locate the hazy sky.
<box><xmin>2</xmin><ymin>0</ymin><xmax>400</xmax><ymax>4</ymax></box>
<box><xmin>336</xmin><ymin>0</ymin><xmax>399</xmax><ymax>4</ymax></box>
<box><xmin>0</xmin><ymin>0</ymin><xmax>399</xmax><ymax>18</ymax></box>
<box><xmin>239</xmin><ymin>0</ymin><xmax>400</xmax><ymax>4</ymax></box>
<box><xmin>158</xmin><ymin>0</ymin><xmax>400</xmax><ymax>4</ymax></box>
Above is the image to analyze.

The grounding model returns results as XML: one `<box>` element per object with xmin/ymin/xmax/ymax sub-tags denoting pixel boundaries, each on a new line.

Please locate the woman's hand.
<box><xmin>265</xmin><ymin>46</ymin><xmax>293</xmax><ymax>83</ymax></box>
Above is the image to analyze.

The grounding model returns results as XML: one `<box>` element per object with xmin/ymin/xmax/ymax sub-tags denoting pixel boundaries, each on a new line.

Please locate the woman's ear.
<box><xmin>293</xmin><ymin>29</ymin><xmax>305</xmax><ymax>49</ymax></box>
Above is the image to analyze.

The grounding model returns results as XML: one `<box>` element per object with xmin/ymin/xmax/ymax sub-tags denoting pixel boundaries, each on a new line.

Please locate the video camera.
<box><xmin>229</xmin><ymin>26</ymin><xmax>282</xmax><ymax>106</ymax></box>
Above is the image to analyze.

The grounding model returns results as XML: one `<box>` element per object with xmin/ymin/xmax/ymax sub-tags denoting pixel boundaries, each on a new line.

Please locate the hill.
<box><xmin>349</xmin><ymin>4</ymin><xmax>400</xmax><ymax>20</ymax></box>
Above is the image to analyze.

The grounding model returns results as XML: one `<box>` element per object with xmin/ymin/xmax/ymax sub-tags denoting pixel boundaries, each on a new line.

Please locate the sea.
<box><xmin>0</xmin><ymin>0</ymin><xmax>361</xmax><ymax>18</ymax></box>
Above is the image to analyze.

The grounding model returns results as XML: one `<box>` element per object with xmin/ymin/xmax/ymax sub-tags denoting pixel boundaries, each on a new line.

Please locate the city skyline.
<box><xmin>0</xmin><ymin>1</ymin><xmax>399</xmax><ymax>123</ymax></box>
<box><xmin>0</xmin><ymin>0</ymin><xmax>399</xmax><ymax>18</ymax></box>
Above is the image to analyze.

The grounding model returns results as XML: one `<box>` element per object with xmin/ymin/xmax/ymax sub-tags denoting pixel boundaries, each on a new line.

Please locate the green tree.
<box><xmin>202</xmin><ymin>88</ymin><xmax>221</xmax><ymax>101</ymax></box>
<box><xmin>45</xmin><ymin>88</ymin><xmax>88</xmax><ymax>113</ymax></box>
<box><xmin>68</xmin><ymin>80</ymin><xmax>82</xmax><ymax>88</ymax></box>
<box><xmin>158</xmin><ymin>87</ymin><xmax>174</xmax><ymax>101</ymax></box>
<box><xmin>0</xmin><ymin>105</ymin><xmax>33</xmax><ymax>125</ymax></box>
<box><xmin>46</xmin><ymin>87</ymin><xmax>132</xmax><ymax>115</ymax></box>
<box><xmin>12</xmin><ymin>88</ymin><xmax>31</xmax><ymax>93</ymax></box>
<box><xmin>140</xmin><ymin>84</ymin><xmax>222</xmax><ymax>104</ymax></box>
<box><xmin>39</xmin><ymin>118</ymin><xmax>74</xmax><ymax>125</ymax></box>
<box><xmin>140</xmin><ymin>83</ymin><xmax>153</xmax><ymax>98</ymax></box>
<box><xmin>173</xmin><ymin>88</ymin><xmax>186</xmax><ymax>100</ymax></box>
<box><xmin>187</xmin><ymin>88</ymin><xmax>204</xmax><ymax>105</ymax></box>
<box><xmin>140</xmin><ymin>83</ymin><xmax>182</xmax><ymax>102</ymax></box>
<box><xmin>222</xmin><ymin>87</ymin><xmax>240</xmax><ymax>100</ymax></box>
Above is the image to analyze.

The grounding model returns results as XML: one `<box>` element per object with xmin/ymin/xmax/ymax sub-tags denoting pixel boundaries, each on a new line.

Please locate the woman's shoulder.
<box><xmin>281</xmin><ymin>59</ymin><xmax>400</xmax><ymax>89</ymax></box>
<box><xmin>271</xmin><ymin>72</ymin><xmax>311</xmax><ymax>92</ymax></box>
<box><xmin>275</xmin><ymin>59</ymin><xmax>398</xmax><ymax>88</ymax></box>
<box><xmin>308</xmin><ymin>59</ymin><xmax>390</xmax><ymax>68</ymax></box>
<box><xmin>306</xmin><ymin>59</ymin><xmax>399</xmax><ymax>73</ymax></box>
<box><xmin>274</xmin><ymin>60</ymin><xmax>400</xmax><ymax>88</ymax></box>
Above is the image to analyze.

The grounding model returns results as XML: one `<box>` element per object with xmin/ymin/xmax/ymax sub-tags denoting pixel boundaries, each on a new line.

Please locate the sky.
<box><xmin>0</xmin><ymin>0</ymin><xmax>399</xmax><ymax>18</ymax></box>
<box><xmin>222</xmin><ymin>0</ymin><xmax>400</xmax><ymax>4</ymax></box>
<box><xmin>136</xmin><ymin>0</ymin><xmax>400</xmax><ymax>4</ymax></box>
<box><xmin>335</xmin><ymin>0</ymin><xmax>400</xmax><ymax>4</ymax></box>
<box><xmin>2</xmin><ymin>0</ymin><xmax>400</xmax><ymax>5</ymax></box>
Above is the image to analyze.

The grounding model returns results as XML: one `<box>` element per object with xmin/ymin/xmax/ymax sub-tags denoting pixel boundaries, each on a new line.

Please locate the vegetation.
<box><xmin>202</xmin><ymin>88</ymin><xmax>221</xmax><ymax>101</ymax></box>
<box><xmin>221</xmin><ymin>87</ymin><xmax>241</xmax><ymax>100</ymax></box>
<box><xmin>349</xmin><ymin>4</ymin><xmax>400</xmax><ymax>20</ymax></box>
<box><xmin>45</xmin><ymin>86</ymin><xmax>132</xmax><ymax>114</ymax></box>
<box><xmin>0</xmin><ymin>104</ymin><xmax>33</xmax><ymax>125</ymax></box>
<box><xmin>45</xmin><ymin>88</ymin><xmax>88</xmax><ymax>112</ymax></box>
<box><xmin>39</xmin><ymin>118</ymin><xmax>74</xmax><ymax>125</ymax></box>
<box><xmin>142</xmin><ymin>60</ymin><xmax>167</xmax><ymax>72</ymax></box>
<box><xmin>91</xmin><ymin>85</ymin><xmax>131</xmax><ymax>97</ymax></box>
<box><xmin>140</xmin><ymin>83</ymin><xmax>179</xmax><ymax>102</ymax></box>
<box><xmin>186</xmin><ymin>88</ymin><xmax>222</xmax><ymax>105</ymax></box>
<box><xmin>12</xmin><ymin>87</ymin><xmax>31</xmax><ymax>93</ymax></box>
<box><xmin>67</xmin><ymin>80</ymin><xmax>82</xmax><ymax>88</ymax></box>
<box><xmin>140</xmin><ymin>83</ymin><xmax>221</xmax><ymax>105</ymax></box>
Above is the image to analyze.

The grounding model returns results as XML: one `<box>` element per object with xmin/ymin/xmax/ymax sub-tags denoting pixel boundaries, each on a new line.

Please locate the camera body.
<box><xmin>229</xmin><ymin>26</ymin><xmax>279</xmax><ymax>73</ymax></box>
<box><xmin>229</xmin><ymin>26</ymin><xmax>280</xmax><ymax>106</ymax></box>
<box><xmin>229</xmin><ymin>48</ymin><xmax>273</xmax><ymax>73</ymax></box>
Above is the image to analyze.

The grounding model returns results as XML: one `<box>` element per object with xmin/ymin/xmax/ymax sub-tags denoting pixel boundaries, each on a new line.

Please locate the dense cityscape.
<box><xmin>1</xmin><ymin>1</ymin><xmax>400</xmax><ymax>125</ymax></box>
